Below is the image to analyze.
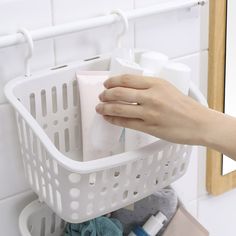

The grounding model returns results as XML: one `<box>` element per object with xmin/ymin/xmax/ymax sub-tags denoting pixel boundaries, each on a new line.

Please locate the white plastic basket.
<box><xmin>5</xmin><ymin>51</ymin><xmax>206</xmax><ymax>223</ymax></box>
<box><xmin>19</xmin><ymin>200</ymin><xmax>66</xmax><ymax>236</ymax></box>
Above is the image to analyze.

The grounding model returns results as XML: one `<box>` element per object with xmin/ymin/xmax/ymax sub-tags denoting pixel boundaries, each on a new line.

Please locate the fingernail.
<box><xmin>98</xmin><ymin>92</ymin><xmax>103</xmax><ymax>101</ymax></box>
<box><xmin>103</xmin><ymin>79</ymin><xmax>109</xmax><ymax>88</ymax></box>
<box><xmin>95</xmin><ymin>104</ymin><xmax>103</xmax><ymax>113</ymax></box>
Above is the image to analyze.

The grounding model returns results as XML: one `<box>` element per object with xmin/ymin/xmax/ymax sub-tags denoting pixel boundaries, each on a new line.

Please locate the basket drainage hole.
<box><xmin>29</xmin><ymin>225</ymin><xmax>33</xmax><ymax>233</ymax></box>
<box><xmin>113</xmin><ymin>183</ymin><xmax>119</xmax><ymax>189</ymax></box>
<box><xmin>53</xmin><ymin>120</ymin><xmax>58</xmax><ymax>126</ymax></box>
<box><xmin>114</xmin><ymin>171</ymin><xmax>120</xmax><ymax>177</ymax></box>
<box><xmin>136</xmin><ymin>174</ymin><xmax>141</xmax><ymax>179</ymax></box>
<box><xmin>68</xmin><ymin>173</ymin><xmax>81</xmax><ymax>183</ymax></box>
<box><xmin>70</xmin><ymin>188</ymin><xmax>80</xmax><ymax>198</ymax></box>
<box><xmin>64</xmin><ymin>117</ymin><xmax>69</xmax><ymax>122</ymax></box>
<box><xmin>101</xmin><ymin>187</ymin><xmax>107</xmax><ymax>195</ymax></box>
<box><xmin>133</xmin><ymin>191</ymin><xmax>138</xmax><ymax>196</ymax></box>
<box><xmin>123</xmin><ymin>190</ymin><xmax>128</xmax><ymax>200</ymax></box>
<box><xmin>155</xmin><ymin>179</ymin><xmax>159</xmax><ymax>185</ymax></box>
<box><xmin>70</xmin><ymin>201</ymin><xmax>79</xmax><ymax>210</ymax></box>
<box><xmin>43</xmin><ymin>124</ymin><xmax>48</xmax><ymax>129</ymax></box>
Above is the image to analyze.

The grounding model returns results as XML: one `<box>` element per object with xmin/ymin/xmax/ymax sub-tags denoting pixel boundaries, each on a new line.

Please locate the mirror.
<box><xmin>207</xmin><ymin>0</ymin><xmax>236</xmax><ymax>195</ymax></box>
<box><xmin>222</xmin><ymin>0</ymin><xmax>236</xmax><ymax>175</ymax></box>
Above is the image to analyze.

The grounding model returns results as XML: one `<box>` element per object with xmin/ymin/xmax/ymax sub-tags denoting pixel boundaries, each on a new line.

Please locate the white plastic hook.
<box><xmin>18</xmin><ymin>28</ymin><xmax>34</xmax><ymax>77</ymax></box>
<box><xmin>111</xmin><ymin>9</ymin><xmax>129</xmax><ymax>48</ymax></box>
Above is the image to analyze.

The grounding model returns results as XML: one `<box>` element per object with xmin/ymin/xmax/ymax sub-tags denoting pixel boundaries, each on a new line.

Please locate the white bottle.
<box><xmin>128</xmin><ymin>212</ymin><xmax>167</xmax><ymax>236</ymax></box>
<box><xmin>125</xmin><ymin>51</ymin><xmax>169</xmax><ymax>151</ymax></box>
<box><xmin>139</xmin><ymin>51</ymin><xmax>169</xmax><ymax>76</ymax></box>
<box><xmin>159</xmin><ymin>62</ymin><xmax>191</xmax><ymax>95</ymax></box>
<box><xmin>110</xmin><ymin>57</ymin><xmax>143</xmax><ymax>77</ymax></box>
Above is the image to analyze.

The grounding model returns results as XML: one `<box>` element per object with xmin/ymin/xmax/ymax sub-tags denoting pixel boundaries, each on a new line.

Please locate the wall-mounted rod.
<box><xmin>0</xmin><ymin>0</ymin><xmax>206</xmax><ymax>49</ymax></box>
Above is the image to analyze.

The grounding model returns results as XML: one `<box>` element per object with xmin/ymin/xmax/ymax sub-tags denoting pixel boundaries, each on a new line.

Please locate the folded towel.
<box><xmin>64</xmin><ymin>216</ymin><xmax>123</xmax><ymax>236</ymax></box>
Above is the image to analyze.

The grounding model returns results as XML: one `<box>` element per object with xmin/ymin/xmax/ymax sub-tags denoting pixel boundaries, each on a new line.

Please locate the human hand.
<box><xmin>95</xmin><ymin>74</ymin><xmax>211</xmax><ymax>145</ymax></box>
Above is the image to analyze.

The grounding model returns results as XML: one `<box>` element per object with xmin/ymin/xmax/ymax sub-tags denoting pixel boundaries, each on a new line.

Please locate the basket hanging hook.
<box><xmin>18</xmin><ymin>28</ymin><xmax>34</xmax><ymax>78</ymax></box>
<box><xmin>111</xmin><ymin>9</ymin><xmax>129</xmax><ymax>48</ymax></box>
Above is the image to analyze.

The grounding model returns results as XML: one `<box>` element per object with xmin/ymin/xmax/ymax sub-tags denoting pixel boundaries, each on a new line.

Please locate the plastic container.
<box><xmin>4</xmin><ymin>51</ymin><xmax>204</xmax><ymax>224</ymax></box>
<box><xmin>19</xmin><ymin>200</ymin><xmax>66</xmax><ymax>236</ymax></box>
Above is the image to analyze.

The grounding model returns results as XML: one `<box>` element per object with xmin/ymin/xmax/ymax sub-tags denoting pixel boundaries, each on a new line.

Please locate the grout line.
<box><xmin>50</xmin><ymin>0</ymin><xmax>57</xmax><ymax>66</ymax></box>
<box><xmin>170</xmin><ymin>49</ymin><xmax>209</xmax><ymax>60</ymax></box>
<box><xmin>0</xmin><ymin>189</ymin><xmax>35</xmax><ymax>203</ymax></box>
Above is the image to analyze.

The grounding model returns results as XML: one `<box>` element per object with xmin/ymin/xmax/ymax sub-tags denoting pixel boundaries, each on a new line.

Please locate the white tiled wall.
<box><xmin>0</xmin><ymin>1</ymin><xmax>235</xmax><ymax>236</ymax></box>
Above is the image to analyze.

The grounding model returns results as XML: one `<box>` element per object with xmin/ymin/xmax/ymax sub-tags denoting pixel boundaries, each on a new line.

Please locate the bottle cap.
<box><xmin>143</xmin><ymin>212</ymin><xmax>167</xmax><ymax>236</ymax></box>
<box><xmin>139</xmin><ymin>51</ymin><xmax>169</xmax><ymax>75</ymax></box>
<box><xmin>110</xmin><ymin>57</ymin><xmax>143</xmax><ymax>77</ymax></box>
<box><xmin>159</xmin><ymin>62</ymin><xmax>191</xmax><ymax>95</ymax></box>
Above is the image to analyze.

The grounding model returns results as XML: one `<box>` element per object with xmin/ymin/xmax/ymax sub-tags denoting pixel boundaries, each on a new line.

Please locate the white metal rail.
<box><xmin>0</xmin><ymin>0</ymin><xmax>206</xmax><ymax>49</ymax></box>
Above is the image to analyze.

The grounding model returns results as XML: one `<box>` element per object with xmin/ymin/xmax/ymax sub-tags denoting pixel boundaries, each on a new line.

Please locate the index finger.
<box><xmin>104</xmin><ymin>74</ymin><xmax>154</xmax><ymax>89</ymax></box>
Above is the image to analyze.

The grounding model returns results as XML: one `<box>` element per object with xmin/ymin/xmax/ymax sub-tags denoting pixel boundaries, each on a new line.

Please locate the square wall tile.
<box><xmin>198</xmin><ymin>189</ymin><xmax>236</xmax><ymax>236</ymax></box>
<box><xmin>135</xmin><ymin>0</ymin><xmax>204</xmax><ymax>58</ymax></box>
<box><xmin>0</xmin><ymin>190</ymin><xmax>36</xmax><ymax>236</ymax></box>
<box><xmin>0</xmin><ymin>0</ymin><xmax>55</xmax><ymax>104</ymax></box>
<box><xmin>0</xmin><ymin>104</ymin><xmax>29</xmax><ymax>199</ymax></box>
<box><xmin>52</xmin><ymin>0</ymin><xmax>134</xmax><ymax>64</ymax></box>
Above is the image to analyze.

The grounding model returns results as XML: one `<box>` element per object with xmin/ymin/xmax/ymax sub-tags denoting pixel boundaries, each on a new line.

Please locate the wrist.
<box><xmin>196</xmin><ymin>108</ymin><xmax>218</xmax><ymax>147</ymax></box>
<box><xmin>198</xmin><ymin>108</ymin><xmax>227</xmax><ymax>149</ymax></box>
